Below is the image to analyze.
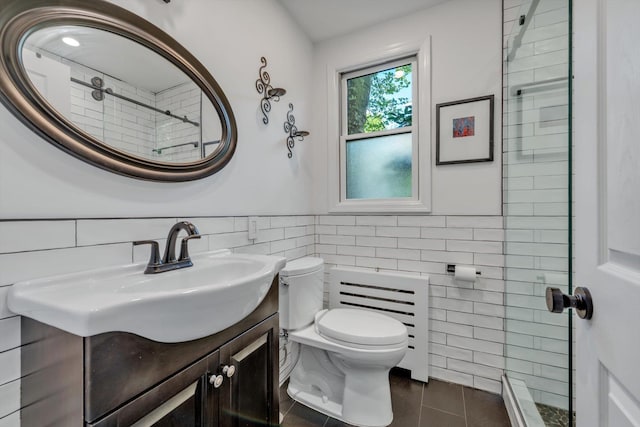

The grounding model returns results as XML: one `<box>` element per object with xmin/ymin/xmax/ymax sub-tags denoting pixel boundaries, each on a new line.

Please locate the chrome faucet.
<box><xmin>133</xmin><ymin>221</ymin><xmax>201</xmax><ymax>274</ymax></box>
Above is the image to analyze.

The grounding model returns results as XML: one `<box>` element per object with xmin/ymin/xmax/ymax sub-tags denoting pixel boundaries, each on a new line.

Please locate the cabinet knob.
<box><xmin>209</xmin><ymin>374</ymin><xmax>224</xmax><ymax>388</ymax></box>
<box><xmin>222</xmin><ymin>365</ymin><xmax>236</xmax><ymax>378</ymax></box>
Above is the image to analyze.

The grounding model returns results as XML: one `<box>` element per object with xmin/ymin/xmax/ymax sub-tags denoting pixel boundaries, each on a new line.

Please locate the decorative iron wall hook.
<box><xmin>255</xmin><ymin>56</ymin><xmax>286</xmax><ymax>125</ymax></box>
<box><xmin>283</xmin><ymin>103</ymin><xmax>309</xmax><ymax>158</ymax></box>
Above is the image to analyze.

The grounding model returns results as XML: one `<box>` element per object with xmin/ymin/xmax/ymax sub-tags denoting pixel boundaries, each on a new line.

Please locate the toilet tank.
<box><xmin>279</xmin><ymin>257</ymin><xmax>324</xmax><ymax>330</ymax></box>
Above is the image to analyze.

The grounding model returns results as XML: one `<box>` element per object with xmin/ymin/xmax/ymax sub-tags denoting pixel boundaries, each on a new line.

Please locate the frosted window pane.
<box><xmin>346</xmin><ymin>133</ymin><xmax>412</xmax><ymax>199</ymax></box>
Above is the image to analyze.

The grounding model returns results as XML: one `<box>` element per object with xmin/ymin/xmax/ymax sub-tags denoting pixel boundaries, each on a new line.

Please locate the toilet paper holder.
<box><xmin>446</xmin><ymin>264</ymin><xmax>481</xmax><ymax>276</ymax></box>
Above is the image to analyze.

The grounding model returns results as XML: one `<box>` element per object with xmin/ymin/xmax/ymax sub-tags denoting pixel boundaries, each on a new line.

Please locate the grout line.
<box><xmin>421</xmin><ymin>404</ymin><xmax>467</xmax><ymax>418</ymax></box>
<box><xmin>417</xmin><ymin>382</ymin><xmax>425</xmax><ymax>426</ymax></box>
<box><xmin>0</xmin><ymin>408</ymin><xmax>20</xmax><ymax>422</ymax></box>
<box><xmin>462</xmin><ymin>385</ymin><xmax>468</xmax><ymax>427</ymax></box>
<box><xmin>280</xmin><ymin>383</ymin><xmax>297</xmax><ymax>420</ymax></box>
<box><xmin>281</xmin><ymin>401</ymin><xmax>293</xmax><ymax>420</ymax></box>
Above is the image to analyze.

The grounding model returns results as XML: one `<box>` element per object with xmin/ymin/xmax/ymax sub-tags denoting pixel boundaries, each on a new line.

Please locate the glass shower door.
<box><xmin>503</xmin><ymin>0</ymin><xmax>573</xmax><ymax>425</ymax></box>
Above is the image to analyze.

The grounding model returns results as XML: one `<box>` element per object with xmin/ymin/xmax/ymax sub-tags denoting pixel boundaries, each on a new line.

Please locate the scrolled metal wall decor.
<box><xmin>255</xmin><ymin>56</ymin><xmax>286</xmax><ymax>125</ymax></box>
<box><xmin>283</xmin><ymin>103</ymin><xmax>309</xmax><ymax>158</ymax></box>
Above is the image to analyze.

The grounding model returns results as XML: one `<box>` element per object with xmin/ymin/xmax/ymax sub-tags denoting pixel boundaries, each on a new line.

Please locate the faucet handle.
<box><xmin>133</xmin><ymin>240</ymin><xmax>162</xmax><ymax>267</ymax></box>
<box><xmin>179</xmin><ymin>235</ymin><xmax>201</xmax><ymax>261</ymax></box>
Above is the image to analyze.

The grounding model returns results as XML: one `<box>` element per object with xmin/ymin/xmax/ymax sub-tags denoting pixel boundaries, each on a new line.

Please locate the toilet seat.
<box><xmin>315</xmin><ymin>308</ymin><xmax>407</xmax><ymax>347</ymax></box>
<box><xmin>289</xmin><ymin>320</ymin><xmax>408</xmax><ymax>356</ymax></box>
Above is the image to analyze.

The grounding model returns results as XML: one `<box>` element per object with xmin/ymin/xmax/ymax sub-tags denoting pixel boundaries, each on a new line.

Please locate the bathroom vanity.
<box><xmin>19</xmin><ymin>277</ymin><xmax>280</xmax><ymax>427</ymax></box>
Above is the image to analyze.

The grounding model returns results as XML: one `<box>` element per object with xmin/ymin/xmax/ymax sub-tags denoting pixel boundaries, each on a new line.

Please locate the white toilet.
<box><xmin>279</xmin><ymin>257</ymin><xmax>408</xmax><ymax>427</ymax></box>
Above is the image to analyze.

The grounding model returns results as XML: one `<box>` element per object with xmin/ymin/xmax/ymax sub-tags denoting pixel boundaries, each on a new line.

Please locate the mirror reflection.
<box><xmin>23</xmin><ymin>25</ymin><xmax>222</xmax><ymax>163</ymax></box>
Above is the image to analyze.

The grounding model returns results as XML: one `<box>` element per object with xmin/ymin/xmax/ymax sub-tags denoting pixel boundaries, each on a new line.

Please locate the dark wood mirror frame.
<box><xmin>0</xmin><ymin>0</ymin><xmax>237</xmax><ymax>182</ymax></box>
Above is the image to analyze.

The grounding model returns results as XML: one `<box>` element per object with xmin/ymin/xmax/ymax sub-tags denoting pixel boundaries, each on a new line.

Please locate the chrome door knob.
<box><xmin>545</xmin><ymin>286</ymin><xmax>593</xmax><ymax>319</ymax></box>
<box><xmin>222</xmin><ymin>365</ymin><xmax>236</xmax><ymax>378</ymax></box>
<box><xmin>209</xmin><ymin>374</ymin><xmax>224</xmax><ymax>388</ymax></box>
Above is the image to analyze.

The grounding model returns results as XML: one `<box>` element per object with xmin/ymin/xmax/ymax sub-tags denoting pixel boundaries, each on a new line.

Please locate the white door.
<box><xmin>21</xmin><ymin>48</ymin><xmax>71</xmax><ymax>117</ymax></box>
<box><xmin>574</xmin><ymin>0</ymin><xmax>640</xmax><ymax>426</ymax></box>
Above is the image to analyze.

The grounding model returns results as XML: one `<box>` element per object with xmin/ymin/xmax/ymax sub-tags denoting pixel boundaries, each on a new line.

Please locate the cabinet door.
<box><xmin>219</xmin><ymin>315</ymin><xmax>279</xmax><ymax>427</ymax></box>
<box><xmin>130</xmin><ymin>379</ymin><xmax>204</xmax><ymax>427</ymax></box>
<box><xmin>89</xmin><ymin>350</ymin><xmax>219</xmax><ymax>427</ymax></box>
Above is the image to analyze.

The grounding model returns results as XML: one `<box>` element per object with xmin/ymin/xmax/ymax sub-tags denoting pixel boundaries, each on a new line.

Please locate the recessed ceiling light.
<box><xmin>62</xmin><ymin>37</ymin><xmax>80</xmax><ymax>47</ymax></box>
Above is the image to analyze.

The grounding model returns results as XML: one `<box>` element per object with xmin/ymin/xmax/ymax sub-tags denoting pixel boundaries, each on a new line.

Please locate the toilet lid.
<box><xmin>316</xmin><ymin>308</ymin><xmax>407</xmax><ymax>346</ymax></box>
<box><xmin>281</xmin><ymin>257</ymin><xmax>324</xmax><ymax>277</ymax></box>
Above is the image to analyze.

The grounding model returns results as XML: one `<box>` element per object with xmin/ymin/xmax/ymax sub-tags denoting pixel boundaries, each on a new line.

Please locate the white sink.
<box><xmin>7</xmin><ymin>249</ymin><xmax>286</xmax><ymax>342</ymax></box>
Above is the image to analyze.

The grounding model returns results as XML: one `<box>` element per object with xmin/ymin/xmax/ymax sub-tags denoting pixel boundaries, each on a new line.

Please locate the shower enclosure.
<box><xmin>503</xmin><ymin>0</ymin><xmax>573</xmax><ymax>425</ymax></box>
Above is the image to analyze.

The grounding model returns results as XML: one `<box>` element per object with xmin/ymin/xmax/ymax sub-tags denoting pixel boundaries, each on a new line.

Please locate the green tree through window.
<box><xmin>346</xmin><ymin>64</ymin><xmax>412</xmax><ymax>134</ymax></box>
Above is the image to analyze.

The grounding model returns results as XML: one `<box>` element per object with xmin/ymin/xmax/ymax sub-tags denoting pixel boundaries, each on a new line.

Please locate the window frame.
<box><xmin>327</xmin><ymin>36</ymin><xmax>431</xmax><ymax>213</ymax></box>
<box><xmin>340</xmin><ymin>57</ymin><xmax>418</xmax><ymax>203</ymax></box>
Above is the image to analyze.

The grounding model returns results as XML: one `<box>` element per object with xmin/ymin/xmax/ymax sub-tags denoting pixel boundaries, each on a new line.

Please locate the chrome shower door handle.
<box><xmin>545</xmin><ymin>286</ymin><xmax>594</xmax><ymax>319</ymax></box>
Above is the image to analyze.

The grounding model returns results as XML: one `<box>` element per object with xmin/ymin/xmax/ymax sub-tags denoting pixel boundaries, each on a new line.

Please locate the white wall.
<box><xmin>306</xmin><ymin>0</ymin><xmax>506</xmax><ymax>395</ymax></box>
<box><xmin>311</xmin><ymin>0</ymin><xmax>503</xmax><ymax>215</ymax></box>
<box><xmin>0</xmin><ymin>0</ymin><xmax>314</xmax><ymax>219</ymax></box>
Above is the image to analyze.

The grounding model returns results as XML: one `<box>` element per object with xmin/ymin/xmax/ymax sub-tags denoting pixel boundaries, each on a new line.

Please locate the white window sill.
<box><xmin>329</xmin><ymin>200</ymin><xmax>431</xmax><ymax>214</ymax></box>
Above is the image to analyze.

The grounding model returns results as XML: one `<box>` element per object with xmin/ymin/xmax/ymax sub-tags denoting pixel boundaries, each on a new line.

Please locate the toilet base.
<box><xmin>287</xmin><ymin>383</ymin><xmax>345</xmax><ymax>422</ymax></box>
<box><xmin>286</xmin><ymin>345</ymin><xmax>394</xmax><ymax>427</ymax></box>
<box><xmin>287</xmin><ymin>380</ymin><xmax>393</xmax><ymax>427</ymax></box>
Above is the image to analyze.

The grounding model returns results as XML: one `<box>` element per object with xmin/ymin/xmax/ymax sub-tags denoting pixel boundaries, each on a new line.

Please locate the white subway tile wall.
<box><xmin>315</xmin><ymin>215</ymin><xmax>505</xmax><ymax>395</ymax></box>
<box><xmin>68</xmin><ymin>62</ymin><xmax>158</xmax><ymax>157</ymax></box>
<box><xmin>0</xmin><ymin>213</ymin><xmax>507</xmax><ymax>424</ymax></box>
<box><xmin>0</xmin><ymin>216</ymin><xmax>315</xmax><ymax>423</ymax></box>
<box><xmin>39</xmin><ymin>48</ymin><xmax>204</xmax><ymax>163</ymax></box>
<box><xmin>504</xmin><ymin>0</ymin><xmax>571</xmax><ymax>410</ymax></box>
<box><xmin>155</xmin><ymin>82</ymin><xmax>203</xmax><ymax>162</ymax></box>
<box><xmin>102</xmin><ymin>75</ymin><xmax>158</xmax><ymax>157</ymax></box>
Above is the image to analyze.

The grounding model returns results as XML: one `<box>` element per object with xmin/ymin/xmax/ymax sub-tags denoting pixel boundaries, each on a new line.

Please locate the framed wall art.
<box><xmin>436</xmin><ymin>95</ymin><xmax>494</xmax><ymax>165</ymax></box>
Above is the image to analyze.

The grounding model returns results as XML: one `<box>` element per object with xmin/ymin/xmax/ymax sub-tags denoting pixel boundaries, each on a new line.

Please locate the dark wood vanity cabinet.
<box><xmin>20</xmin><ymin>278</ymin><xmax>280</xmax><ymax>427</ymax></box>
<box><xmin>88</xmin><ymin>316</ymin><xmax>278</xmax><ymax>427</ymax></box>
<box><xmin>89</xmin><ymin>351</ymin><xmax>219</xmax><ymax>427</ymax></box>
<box><xmin>219</xmin><ymin>322</ymin><xmax>279</xmax><ymax>427</ymax></box>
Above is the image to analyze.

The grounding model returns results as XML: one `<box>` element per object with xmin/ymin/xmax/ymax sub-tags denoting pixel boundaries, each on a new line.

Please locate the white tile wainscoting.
<box><xmin>316</xmin><ymin>215</ymin><xmax>506</xmax><ymax>394</ymax></box>
<box><xmin>0</xmin><ymin>214</ymin><xmax>507</xmax><ymax>424</ymax></box>
<box><xmin>0</xmin><ymin>216</ymin><xmax>315</xmax><ymax>423</ymax></box>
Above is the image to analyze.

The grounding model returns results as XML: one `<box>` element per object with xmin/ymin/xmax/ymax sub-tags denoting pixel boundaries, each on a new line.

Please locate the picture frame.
<box><xmin>436</xmin><ymin>95</ymin><xmax>494</xmax><ymax>165</ymax></box>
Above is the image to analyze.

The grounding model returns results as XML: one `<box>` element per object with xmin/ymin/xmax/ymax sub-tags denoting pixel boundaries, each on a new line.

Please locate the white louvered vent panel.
<box><xmin>329</xmin><ymin>267</ymin><xmax>429</xmax><ymax>382</ymax></box>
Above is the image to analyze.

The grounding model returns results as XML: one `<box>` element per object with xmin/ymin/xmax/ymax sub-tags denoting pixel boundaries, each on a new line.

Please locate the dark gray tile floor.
<box><xmin>280</xmin><ymin>370</ymin><xmax>510</xmax><ymax>427</ymax></box>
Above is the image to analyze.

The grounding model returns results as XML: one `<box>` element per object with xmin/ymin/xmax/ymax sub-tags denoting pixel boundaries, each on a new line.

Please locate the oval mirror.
<box><xmin>0</xmin><ymin>0</ymin><xmax>237</xmax><ymax>181</ymax></box>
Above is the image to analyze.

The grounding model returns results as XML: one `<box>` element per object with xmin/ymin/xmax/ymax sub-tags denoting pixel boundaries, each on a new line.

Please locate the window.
<box><xmin>341</xmin><ymin>58</ymin><xmax>416</xmax><ymax>201</ymax></box>
<box><xmin>327</xmin><ymin>38</ymin><xmax>431</xmax><ymax>213</ymax></box>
